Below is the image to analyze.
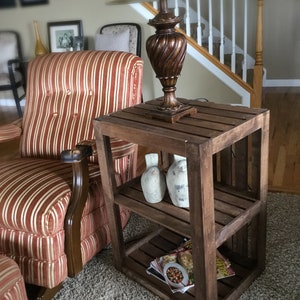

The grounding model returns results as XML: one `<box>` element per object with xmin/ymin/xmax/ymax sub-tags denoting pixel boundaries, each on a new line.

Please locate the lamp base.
<box><xmin>145</xmin><ymin>98</ymin><xmax>197</xmax><ymax>123</ymax></box>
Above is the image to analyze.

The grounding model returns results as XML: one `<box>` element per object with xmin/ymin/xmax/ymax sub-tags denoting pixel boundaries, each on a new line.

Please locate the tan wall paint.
<box><xmin>264</xmin><ymin>0</ymin><xmax>300</xmax><ymax>79</ymax></box>
<box><xmin>0</xmin><ymin>0</ymin><xmax>242</xmax><ymax>104</ymax></box>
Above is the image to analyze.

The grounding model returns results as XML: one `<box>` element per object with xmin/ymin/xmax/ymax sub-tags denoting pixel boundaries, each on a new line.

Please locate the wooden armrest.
<box><xmin>73</xmin><ymin>138</ymin><xmax>137</xmax><ymax>160</ymax></box>
<box><xmin>61</xmin><ymin>144</ymin><xmax>93</xmax><ymax>163</ymax></box>
<box><xmin>61</xmin><ymin>139</ymin><xmax>137</xmax><ymax>276</ymax></box>
<box><xmin>60</xmin><ymin>144</ymin><xmax>93</xmax><ymax>277</ymax></box>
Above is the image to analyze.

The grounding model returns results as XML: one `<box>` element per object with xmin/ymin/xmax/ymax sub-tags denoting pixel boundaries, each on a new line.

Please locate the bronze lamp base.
<box><xmin>145</xmin><ymin>0</ymin><xmax>196</xmax><ymax>122</ymax></box>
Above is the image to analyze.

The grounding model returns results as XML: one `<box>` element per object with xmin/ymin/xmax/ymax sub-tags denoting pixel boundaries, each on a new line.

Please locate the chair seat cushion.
<box><xmin>0</xmin><ymin>157</ymin><xmax>130</xmax><ymax>288</ymax></box>
<box><xmin>0</xmin><ymin>158</ymin><xmax>74</xmax><ymax>235</ymax></box>
<box><xmin>0</xmin><ymin>255</ymin><xmax>28</xmax><ymax>300</ymax></box>
<box><xmin>0</xmin><ymin>158</ymin><xmax>102</xmax><ymax>235</ymax></box>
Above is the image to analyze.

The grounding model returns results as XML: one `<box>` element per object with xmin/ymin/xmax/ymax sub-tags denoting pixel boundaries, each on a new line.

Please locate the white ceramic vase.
<box><xmin>166</xmin><ymin>155</ymin><xmax>189</xmax><ymax>208</ymax></box>
<box><xmin>141</xmin><ymin>153</ymin><xmax>166</xmax><ymax>203</ymax></box>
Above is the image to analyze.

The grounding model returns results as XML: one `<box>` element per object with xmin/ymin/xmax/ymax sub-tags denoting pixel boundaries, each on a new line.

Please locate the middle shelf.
<box><xmin>116</xmin><ymin>177</ymin><xmax>262</xmax><ymax>248</ymax></box>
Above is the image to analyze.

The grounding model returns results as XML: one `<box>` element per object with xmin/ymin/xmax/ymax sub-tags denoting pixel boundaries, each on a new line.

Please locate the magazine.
<box><xmin>146</xmin><ymin>239</ymin><xmax>235</xmax><ymax>294</ymax></box>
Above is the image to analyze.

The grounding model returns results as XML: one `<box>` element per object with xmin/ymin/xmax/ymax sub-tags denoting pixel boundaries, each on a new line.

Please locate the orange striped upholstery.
<box><xmin>0</xmin><ymin>255</ymin><xmax>28</xmax><ymax>300</ymax></box>
<box><xmin>21</xmin><ymin>51</ymin><xmax>142</xmax><ymax>160</ymax></box>
<box><xmin>0</xmin><ymin>51</ymin><xmax>143</xmax><ymax>289</ymax></box>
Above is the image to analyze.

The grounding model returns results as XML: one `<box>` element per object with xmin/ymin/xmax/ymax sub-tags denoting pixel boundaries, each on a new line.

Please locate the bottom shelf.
<box><xmin>122</xmin><ymin>229</ymin><xmax>262</xmax><ymax>300</ymax></box>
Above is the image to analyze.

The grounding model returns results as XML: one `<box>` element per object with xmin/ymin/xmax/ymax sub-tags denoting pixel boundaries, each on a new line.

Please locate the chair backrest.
<box><xmin>96</xmin><ymin>23</ymin><xmax>142</xmax><ymax>57</ymax></box>
<box><xmin>20</xmin><ymin>50</ymin><xmax>143</xmax><ymax>160</ymax></box>
<box><xmin>0</xmin><ymin>31</ymin><xmax>22</xmax><ymax>74</ymax></box>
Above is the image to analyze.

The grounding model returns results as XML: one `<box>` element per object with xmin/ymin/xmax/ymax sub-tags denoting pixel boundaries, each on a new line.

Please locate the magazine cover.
<box><xmin>146</xmin><ymin>239</ymin><xmax>235</xmax><ymax>294</ymax></box>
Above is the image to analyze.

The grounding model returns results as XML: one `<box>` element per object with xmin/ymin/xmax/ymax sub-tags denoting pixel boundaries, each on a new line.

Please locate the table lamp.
<box><xmin>106</xmin><ymin>0</ymin><xmax>197</xmax><ymax>122</ymax></box>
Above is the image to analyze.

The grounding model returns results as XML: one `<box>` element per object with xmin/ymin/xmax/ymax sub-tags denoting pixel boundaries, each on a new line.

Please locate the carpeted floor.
<box><xmin>54</xmin><ymin>193</ymin><xmax>300</xmax><ymax>300</ymax></box>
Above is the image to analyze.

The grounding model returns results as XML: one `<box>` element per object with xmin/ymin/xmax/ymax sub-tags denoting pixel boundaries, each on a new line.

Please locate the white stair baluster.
<box><xmin>231</xmin><ymin>0</ymin><xmax>236</xmax><ymax>73</ymax></box>
<box><xmin>220</xmin><ymin>0</ymin><xmax>224</xmax><ymax>64</ymax></box>
<box><xmin>243</xmin><ymin>0</ymin><xmax>248</xmax><ymax>82</ymax></box>
<box><xmin>174</xmin><ymin>0</ymin><xmax>179</xmax><ymax>16</ymax></box>
<box><xmin>197</xmin><ymin>0</ymin><xmax>202</xmax><ymax>45</ymax></box>
<box><xmin>208</xmin><ymin>0</ymin><xmax>213</xmax><ymax>55</ymax></box>
<box><xmin>185</xmin><ymin>0</ymin><xmax>191</xmax><ymax>36</ymax></box>
<box><xmin>174</xmin><ymin>0</ymin><xmax>179</xmax><ymax>28</ymax></box>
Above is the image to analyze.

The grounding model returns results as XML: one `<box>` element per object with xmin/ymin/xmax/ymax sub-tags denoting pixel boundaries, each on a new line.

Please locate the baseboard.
<box><xmin>0</xmin><ymin>99</ymin><xmax>26</xmax><ymax>107</ymax></box>
<box><xmin>263</xmin><ymin>79</ymin><xmax>300</xmax><ymax>87</ymax></box>
<box><xmin>268</xmin><ymin>185</ymin><xmax>300</xmax><ymax>196</ymax></box>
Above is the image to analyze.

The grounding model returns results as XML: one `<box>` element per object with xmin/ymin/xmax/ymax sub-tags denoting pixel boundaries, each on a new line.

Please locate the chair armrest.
<box><xmin>7</xmin><ymin>59</ymin><xmax>24</xmax><ymax>86</ymax></box>
<box><xmin>61</xmin><ymin>144</ymin><xmax>93</xmax><ymax>276</ymax></box>
<box><xmin>0</xmin><ymin>118</ymin><xmax>22</xmax><ymax>143</ymax></box>
<box><xmin>61</xmin><ymin>144</ymin><xmax>93</xmax><ymax>163</ymax></box>
<box><xmin>60</xmin><ymin>139</ymin><xmax>137</xmax><ymax>276</ymax></box>
<box><xmin>73</xmin><ymin>138</ymin><xmax>137</xmax><ymax>160</ymax></box>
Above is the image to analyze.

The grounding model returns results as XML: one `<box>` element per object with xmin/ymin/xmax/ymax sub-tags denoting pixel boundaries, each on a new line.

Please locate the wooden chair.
<box><xmin>0</xmin><ymin>31</ymin><xmax>26</xmax><ymax>117</ymax></box>
<box><xmin>0</xmin><ymin>50</ymin><xmax>143</xmax><ymax>299</ymax></box>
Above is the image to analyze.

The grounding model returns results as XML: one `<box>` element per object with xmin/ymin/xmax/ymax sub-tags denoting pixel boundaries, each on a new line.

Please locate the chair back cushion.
<box><xmin>95</xmin><ymin>29</ymin><xmax>130</xmax><ymax>52</ymax></box>
<box><xmin>99</xmin><ymin>23</ymin><xmax>141</xmax><ymax>56</ymax></box>
<box><xmin>21</xmin><ymin>50</ymin><xmax>143</xmax><ymax>159</ymax></box>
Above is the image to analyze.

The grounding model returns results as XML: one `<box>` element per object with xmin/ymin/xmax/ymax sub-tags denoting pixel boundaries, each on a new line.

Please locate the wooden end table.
<box><xmin>94</xmin><ymin>99</ymin><xmax>269</xmax><ymax>300</ymax></box>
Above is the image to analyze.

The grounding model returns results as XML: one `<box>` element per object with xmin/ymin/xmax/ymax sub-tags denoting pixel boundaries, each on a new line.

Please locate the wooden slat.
<box><xmin>114</xmin><ymin>109</ymin><xmax>223</xmax><ymax>138</ymax></box>
<box><xmin>192</xmin><ymin>112</ymin><xmax>245</xmax><ymax>126</ymax></box>
<box><xmin>116</xmin><ymin>195</ymin><xmax>192</xmax><ymax>238</ymax></box>
<box><xmin>220</xmin><ymin>146</ymin><xmax>233</xmax><ymax>185</ymax></box>
<box><xmin>119</xmin><ymin>176</ymin><xmax>261</xmax><ymax>248</ymax></box>
<box><xmin>96</xmin><ymin>116</ymin><xmax>188</xmax><ymax>155</ymax></box>
<box><xmin>234</xmin><ymin>137</ymin><xmax>249</xmax><ymax>190</ymax></box>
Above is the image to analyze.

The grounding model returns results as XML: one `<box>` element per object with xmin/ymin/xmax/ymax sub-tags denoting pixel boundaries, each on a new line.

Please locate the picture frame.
<box><xmin>20</xmin><ymin>0</ymin><xmax>48</xmax><ymax>6</ymax></box>
<box><xmin>0</xmin><ymin>0</ymin><xmax>16</xmax><ymax>8</ymax></box>
<box><xmin>47</xmin><ymin>20</ymin><xmax>83</xmax><ymax>53</ymax></box>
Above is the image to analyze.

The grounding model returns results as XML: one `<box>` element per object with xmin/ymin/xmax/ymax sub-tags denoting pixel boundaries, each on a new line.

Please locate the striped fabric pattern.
<box><xmin>0</xmin><ymin>255</ymin><xmax>27</xmax><ymax>300</ymax></box>
<box><xmin>21</xmin><ymin>51</ymin><xmax>143</xmax><ymax>159</ymax></box>
<box><xmin>0</xmin><ymin>158</ymin><xmax>73</xmax><ymax>235</ymax></box>
<box><xmin>0</xmin><ymin>51</ymin><xmax>143</xmax><ymax>288</ymax></box>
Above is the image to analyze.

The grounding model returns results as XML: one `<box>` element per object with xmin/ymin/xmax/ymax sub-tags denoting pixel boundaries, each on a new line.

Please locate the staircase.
<box><xmin>131</xmin><ymin>0</ymin><xmax>264</xmax><ymax>108</ymax></box>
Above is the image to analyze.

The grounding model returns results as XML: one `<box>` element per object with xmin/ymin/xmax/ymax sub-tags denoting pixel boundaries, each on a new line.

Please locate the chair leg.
<box><xmin>26</xmin><ymin>283</ymin><xmax>62</xmax><ymax>300</ymax></box>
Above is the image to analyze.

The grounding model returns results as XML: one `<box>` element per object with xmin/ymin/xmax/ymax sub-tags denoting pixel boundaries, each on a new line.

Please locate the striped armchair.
<box><xmin>0</xmin><ymin>51</ymin><xmax>143</xmax><ymax>298</ymax></box>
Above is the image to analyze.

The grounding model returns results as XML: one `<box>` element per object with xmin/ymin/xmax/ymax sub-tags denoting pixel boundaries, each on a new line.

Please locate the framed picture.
<box><xmin>20</xmin><ymin>0</ymin><xmax>48</xmax><ymax>6</ymax></box>
<box><xmin>0</xmin><ymin>0</ymin><xmax>16</xmax><ymax>8</ymax></box>
<box><xmin>47</xmin><ymin>20</ymin><xmax>83</xmax><ymax>53</ymax></box>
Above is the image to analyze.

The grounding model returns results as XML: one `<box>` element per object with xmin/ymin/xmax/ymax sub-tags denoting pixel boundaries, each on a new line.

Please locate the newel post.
<box><xmin>252</xmin><ymin>0</ymin><xmax>264</xmax><ymax>108</ymax></box>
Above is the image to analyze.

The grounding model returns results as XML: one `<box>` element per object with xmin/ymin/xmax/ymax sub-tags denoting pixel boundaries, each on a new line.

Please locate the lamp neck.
<box><xmin>159</xmin><ymin>0</ymin><xmax>168</xmax><ymax>13</ymax></box>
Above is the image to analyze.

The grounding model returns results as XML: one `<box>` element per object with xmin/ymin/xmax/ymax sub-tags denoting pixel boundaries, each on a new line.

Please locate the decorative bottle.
<box><xmin>141</xmin><ymin>153</ymin><xmax>166</xmax><ymax>203</ymax></box>
<box><xmin>33</xmin><ymin>20</ymin><xmax>49</xmax><ymax>56</ymax></box>
<box><xmin>166</xmin><ymin>155</ymin><xmax>189</xmax><ymax>208</ymax></box>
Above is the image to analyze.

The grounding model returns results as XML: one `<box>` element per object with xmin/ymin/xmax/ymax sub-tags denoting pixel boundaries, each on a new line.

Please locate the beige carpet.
<box><xmin>54</xmin><ymin>193</ymin><xmax>300</xmax><ymax>300</ymax></box>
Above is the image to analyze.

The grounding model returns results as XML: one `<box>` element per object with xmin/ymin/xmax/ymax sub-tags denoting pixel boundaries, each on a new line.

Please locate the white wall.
<box><xmin>0</xmin><ymin>0</ymin><xmax>240</xmax><ymax>105</ymax></box>
<box><xmin>264</xmin><ymin>0</ymin><xmax>300</xmax><ymax>80</ymax></box>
